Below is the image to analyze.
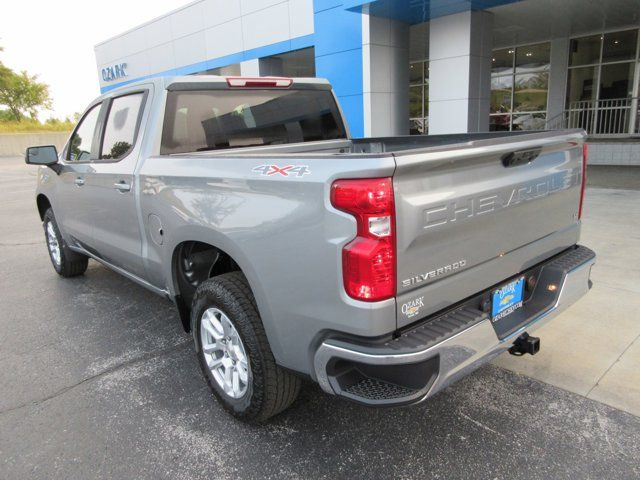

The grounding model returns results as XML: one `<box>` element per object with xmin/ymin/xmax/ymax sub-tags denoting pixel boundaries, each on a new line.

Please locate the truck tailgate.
<box><xmin>393</xmin><ymin>131</ymin><xmax>585</xmax><ymax>328</ymax></box>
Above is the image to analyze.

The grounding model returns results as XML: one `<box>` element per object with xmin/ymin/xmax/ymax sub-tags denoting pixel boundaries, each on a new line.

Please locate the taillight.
<box><xmin>330</xmin><ymin>178</ymin><xmax>396</xmax><ymax>301</ymax></box>
<box><xmin>579</xmin><ymin>143</ymin><xmax>588</xmax><ymax>219</ymax></box>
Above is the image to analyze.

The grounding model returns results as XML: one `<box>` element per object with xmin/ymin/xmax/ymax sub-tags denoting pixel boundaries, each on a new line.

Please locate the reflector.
<box><xmin>579</xmin><ymin>143</ymin><xmax>588</xmax><ymax>219</ymax></box>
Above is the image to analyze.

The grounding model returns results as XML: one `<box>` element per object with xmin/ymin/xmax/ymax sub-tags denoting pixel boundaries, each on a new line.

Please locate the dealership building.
<box><xmin>95</xmin><ymin>0</ymin><xmax>640</xmax><ymax>165</ymax></box>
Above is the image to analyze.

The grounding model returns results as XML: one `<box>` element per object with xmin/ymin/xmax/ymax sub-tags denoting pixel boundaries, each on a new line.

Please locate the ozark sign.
<box><xmin>102</xmin><ymin>63</ymin><xmax>128</xmax><ymax>82</ymax></box>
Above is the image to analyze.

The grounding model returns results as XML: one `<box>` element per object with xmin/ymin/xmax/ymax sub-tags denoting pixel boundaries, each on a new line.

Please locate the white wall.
<box><xmin>546</xmin><ymin>37</ymin><xmax>570</xmax><ymax>129</ymax></box>
<box><xmin>588</xmin><ymin>142</ymin><xmax>640</xmax><ymax>166</ymax></box>
<box><xmin>94</xmin><ymin>0</ymin><xmax>314</xmax><ymax>89</ymax></box>
<box><xmin>428</xmin><ymin>10</ymin><xmax>493</xmax><ymax>134</ymax></box>
<box><xmin>362</xmin><ymin>12</ymin><xmax>410</xmax><ymax>136</ymax></box>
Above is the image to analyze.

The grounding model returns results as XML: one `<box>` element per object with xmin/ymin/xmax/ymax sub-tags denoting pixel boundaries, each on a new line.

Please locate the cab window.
<box><xmin>68</xmin><ymin>104</ymin><xmax>101</xmax><ymax>162</ymax></box>
<box><xmin>160</xmin><ymin>89</ymin><xmax>346</xmax><ymax>155</ymax></box>
<box><xmin>100</xmin><ymin>93</ymin><xmax>144</xmax><ymax>160</ymax></box>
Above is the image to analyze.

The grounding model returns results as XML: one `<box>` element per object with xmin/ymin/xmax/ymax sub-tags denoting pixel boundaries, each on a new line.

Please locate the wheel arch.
<box><xmin>36</xmin><ymin>194</ymin><xmax>51</xmax><ymax>220</ymax></box>
<box><xmin>168</xmin><ymin>233</ymin><xmax>268</xmax><ymax>334</ymax></box>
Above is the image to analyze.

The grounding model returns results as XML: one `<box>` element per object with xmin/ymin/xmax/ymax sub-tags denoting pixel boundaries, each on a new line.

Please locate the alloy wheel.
<box><xmin>46</xmin><ymin>221</ymin><xmax>61</xmax><ymax>266</ymax></box>
<box><xmin>200</xmin><ymin>307</ymin><xmax>250</xmax><ymax>399</ymax></box>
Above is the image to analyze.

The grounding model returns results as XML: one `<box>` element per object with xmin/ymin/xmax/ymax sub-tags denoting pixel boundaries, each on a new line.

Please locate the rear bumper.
<box><xmin>313</xmin><ymin>245</ymin><xmax>596</xmax><ymax>406</ymax></box>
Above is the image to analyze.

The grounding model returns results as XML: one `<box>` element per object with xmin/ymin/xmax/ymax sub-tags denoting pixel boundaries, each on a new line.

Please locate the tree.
<box><xmin>0</xmin><ymin>66</ymin><xmax>52</xmax><ymax>121</ymax></box>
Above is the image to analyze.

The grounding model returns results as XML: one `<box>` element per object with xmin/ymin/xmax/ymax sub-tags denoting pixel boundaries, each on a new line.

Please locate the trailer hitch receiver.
<box><xmin>509</xmin><ymin>332</ymin><xmax>540</xmax><ymax>356</ymax></box>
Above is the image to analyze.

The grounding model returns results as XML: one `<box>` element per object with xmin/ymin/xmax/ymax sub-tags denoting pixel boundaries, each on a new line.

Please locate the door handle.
<box><xmin>74</xmin><ymin>177</ymin><xmax>85</xmax><ymax>187</ymax></box>
<box><xmin>113</xmin><ymin>181</ymin><xmax>131</xmax><ymax>192</ymax></box>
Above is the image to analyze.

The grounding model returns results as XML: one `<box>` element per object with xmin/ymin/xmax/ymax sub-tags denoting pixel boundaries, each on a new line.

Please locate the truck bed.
<box><xmin>176</xmin><ymin>129</ymin><xmax>585</xmax><ymax>329</ymax></box>
<box><xmin>180</xmin><ymin>130</ymin><xmax>572</xmax><ymax>157</ymax></box>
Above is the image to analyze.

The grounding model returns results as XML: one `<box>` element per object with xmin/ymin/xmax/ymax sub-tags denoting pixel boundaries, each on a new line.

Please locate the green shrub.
<box><xmin>0</xmin><ymin>117</ymin><xmax>74</xmax><ymax>133</ymax></box>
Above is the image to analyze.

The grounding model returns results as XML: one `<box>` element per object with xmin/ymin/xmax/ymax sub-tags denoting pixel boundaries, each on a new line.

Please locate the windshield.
<box><xmin>160</xmin><ymin>88</ymin><xmax>347</xmax><ymax>155</ymax></box>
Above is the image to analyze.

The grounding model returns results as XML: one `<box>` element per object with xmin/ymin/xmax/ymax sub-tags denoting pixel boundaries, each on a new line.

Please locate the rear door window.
<box><xmin>161</xmin><ymin>88</ymin><xmax>347</xmax><ymax>154</ymax></box>
<box><xmin>100</xmin><ymin>93</ymin><xmax>145</xmax><ymax>160</ymax></box>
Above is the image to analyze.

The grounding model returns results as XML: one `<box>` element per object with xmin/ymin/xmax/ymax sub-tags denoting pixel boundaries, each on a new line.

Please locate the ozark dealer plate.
<box><xmin>491</xmin><ymin>277</ymin><xmax>525</xmax><ymax>322</ymax></box>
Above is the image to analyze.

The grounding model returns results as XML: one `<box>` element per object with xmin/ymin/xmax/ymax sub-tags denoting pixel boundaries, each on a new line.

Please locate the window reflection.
<box><xmin>69</xmin><ymin>104</ymin><xmax>101</xmax><ymax>162</ymax></box>
<box><xmin>409</xmin><ymin>60</ymin><xmax>429</xmax><ymax>134</ymax></box>
<box><xmin>491</xmin><ymin>75</ymin><xmax>512</xmax><ymax>113</ymax></box>
<box><xmin>516</xmin><ymin>43</ymin><xmax>550</xmax><ymax>73</ymax></box>
<box><xmin>490</xmin><ymin>42</ymin><xmax>549</xmax><ymax>131</ymax></box>
<box><xmin>101</xmin><ymin>93</ymin><xmax>144</xmax><ymax>160</ymax></box>
<box><xmin>514</xmin><ymin>72</ymin><xmax>549</xmax><ymax>112</ymax></box>
<box><xmin>492</xmin><ymin>48</ymin><xmax>513</xmax><ymax>73</ymax></box>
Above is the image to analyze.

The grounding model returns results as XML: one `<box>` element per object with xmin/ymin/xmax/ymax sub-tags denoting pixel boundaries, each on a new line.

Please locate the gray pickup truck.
<box><xmin>26</xmin><ymin>75</ymin><xmax>595</xmax><ymax>422</ymax></box>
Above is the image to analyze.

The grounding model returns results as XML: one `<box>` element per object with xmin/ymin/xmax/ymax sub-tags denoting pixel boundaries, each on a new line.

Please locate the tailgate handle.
<box><xmin>501</xmin><ymin>148</ymin><xmax>541</xmax><ymax>167</ymax></box>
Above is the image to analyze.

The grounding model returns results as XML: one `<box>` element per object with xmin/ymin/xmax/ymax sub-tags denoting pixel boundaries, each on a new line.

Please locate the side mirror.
<box><xmin>25</xmin><ymin>145</ymin><xmax>59</xmax><ymax>166</ymax></box>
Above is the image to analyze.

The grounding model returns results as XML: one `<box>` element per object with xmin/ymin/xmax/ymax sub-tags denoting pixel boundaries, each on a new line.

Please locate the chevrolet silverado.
<box><xmin>26</xmin><ymin>76</ymin><xmax>595</xmax><ymax>421</ymax></box>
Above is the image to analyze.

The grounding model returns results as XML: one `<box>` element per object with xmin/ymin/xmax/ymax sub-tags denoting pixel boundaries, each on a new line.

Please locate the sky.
<box><xmin>1</xmin><ymin>0</ymin><xmax>190</xmax><ymax>120</ymax></box>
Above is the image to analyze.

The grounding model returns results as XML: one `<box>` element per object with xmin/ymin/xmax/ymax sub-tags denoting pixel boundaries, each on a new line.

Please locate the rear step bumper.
<box><xmin>313</xmin><ymin>245</ymin><xmax>596</xmax><ymax>406</ymax></box>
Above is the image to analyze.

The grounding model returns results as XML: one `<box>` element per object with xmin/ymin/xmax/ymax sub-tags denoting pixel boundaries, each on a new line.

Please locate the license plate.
<box><xmin>492</xmin><ymin>277</ymin><xmax>525</xmax><ymax>322</ymax></box>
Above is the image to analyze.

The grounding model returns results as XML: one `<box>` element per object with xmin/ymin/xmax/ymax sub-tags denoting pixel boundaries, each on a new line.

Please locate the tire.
<box><xmin>43</xmin><ymin>208</ymin><xmax>88</xmax><ymax>277</ymax></box>
<box><xmin>191</xmin><ymin>272</ymin><xmax>301</xmax><ymax>422</ymax></box>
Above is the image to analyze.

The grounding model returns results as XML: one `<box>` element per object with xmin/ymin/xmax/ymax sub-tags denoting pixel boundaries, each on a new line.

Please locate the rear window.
<box><xmin>160</xmin><ymin>88</ymin><xmax>347</xmax><ymax>155</ymax></box>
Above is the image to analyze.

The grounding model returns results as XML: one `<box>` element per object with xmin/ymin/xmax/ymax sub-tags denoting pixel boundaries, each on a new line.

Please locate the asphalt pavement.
<box><xmin>1</xmin><ymin>156</ymin><xmax>639</xmax><ymax>480</ymax></box>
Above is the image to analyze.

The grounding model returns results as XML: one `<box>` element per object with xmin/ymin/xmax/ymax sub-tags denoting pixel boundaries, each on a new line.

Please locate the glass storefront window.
<box><xmin>566</xmin><ymin>28</ymin><xmax>639</xmax><ymax>135</ymax></box>
<box><xmin>492</xmin><ymin>48</ymin><xmax>514</xmax><ymax>74</ymax></box>
<box><xmin>491</xmin><ymin>75</ymin><xmax>512</xmax><ymax>113</ymax></box>
<box><xmin>490</xmin><ymin>42</ymin><xmax>549</xmax><ymax>131</ymax></box>
<box><xmin>514</xmin><ymin>71</ymin><xmax>548</xmax><ymax>112</ymax></box>
<box><xmin>602</xmin><ymin>30</ymin><xmax>638</xmax><ymax>63</ymax></box>
<box><xmin>409</xmin><ymin>62</ymin><xmax>424</xmax><ymax>85</ymax></box>
<box><xmin>569</xmin><ymin>34</ymin><xmax>602</xmax><ymax>66</ymax></box>
<box><xmin>567</xmin><ymin>66</ymin><xmax>598</xmax><ymax>104</ymax></box>
<box><xmin>257</xmin><ymin>48</ymin><xmax>316</xmax><ymax>77</ymax></box>
<box><xmin>275</xmin><ymin>48</ymin><xmax>316</xmax><ymax>77</ymax></box>
<box><xmin>515</xmin><ymin>43</ymin><xmax>550</xmax><ymax>72</ymax></box>
<box><xmin>489</xmin><ymin>114</ymin><xmax>511</xmax><ymax>131</ymax></box>
<box><xmin>409</xmin><ymin>60</ymin><xmax>429</xmax><ymax>134</ymax></box>
<box><xmin>410</xmin><ymin>118</ymin><xmax>428</xmax><ymax>135</ymax></box>
<box><xmin>512</xmin><ymin>113</ymin><xmax>547</xmax><ymax>131</ymax></box>
<box><xmin>409</xmin><ymin>85</ymin><xmax>423</xmax><ymax>118</ymax></box>
<box><xmin>567</xmin><ymin>31</ymin><xmax>639</xmax><ymax>104</ymax></box>
<box><xmin>599</xmin><ymin>62</ymin><xmax>635</xmax><ymax>99</ymax></box>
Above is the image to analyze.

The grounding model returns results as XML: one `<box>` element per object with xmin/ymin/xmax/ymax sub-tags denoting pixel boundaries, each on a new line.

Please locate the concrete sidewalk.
<box><xmin>494</xmin><ymin>186</ymin><xmax>640</xmax><ymax>416</ymax></box>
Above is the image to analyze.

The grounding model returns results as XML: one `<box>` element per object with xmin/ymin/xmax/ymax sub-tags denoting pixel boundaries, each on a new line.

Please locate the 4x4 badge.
<box><xmin>252</xmin><ymin>164</ymin><xmax>311</xmax><ymax>177</ymax></box>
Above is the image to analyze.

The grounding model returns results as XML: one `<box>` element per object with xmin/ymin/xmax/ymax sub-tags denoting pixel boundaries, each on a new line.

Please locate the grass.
<box><xmin>0</xmin><ymin>119</ymin><xmax>73</xmax><ymax>134</ymax></box>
